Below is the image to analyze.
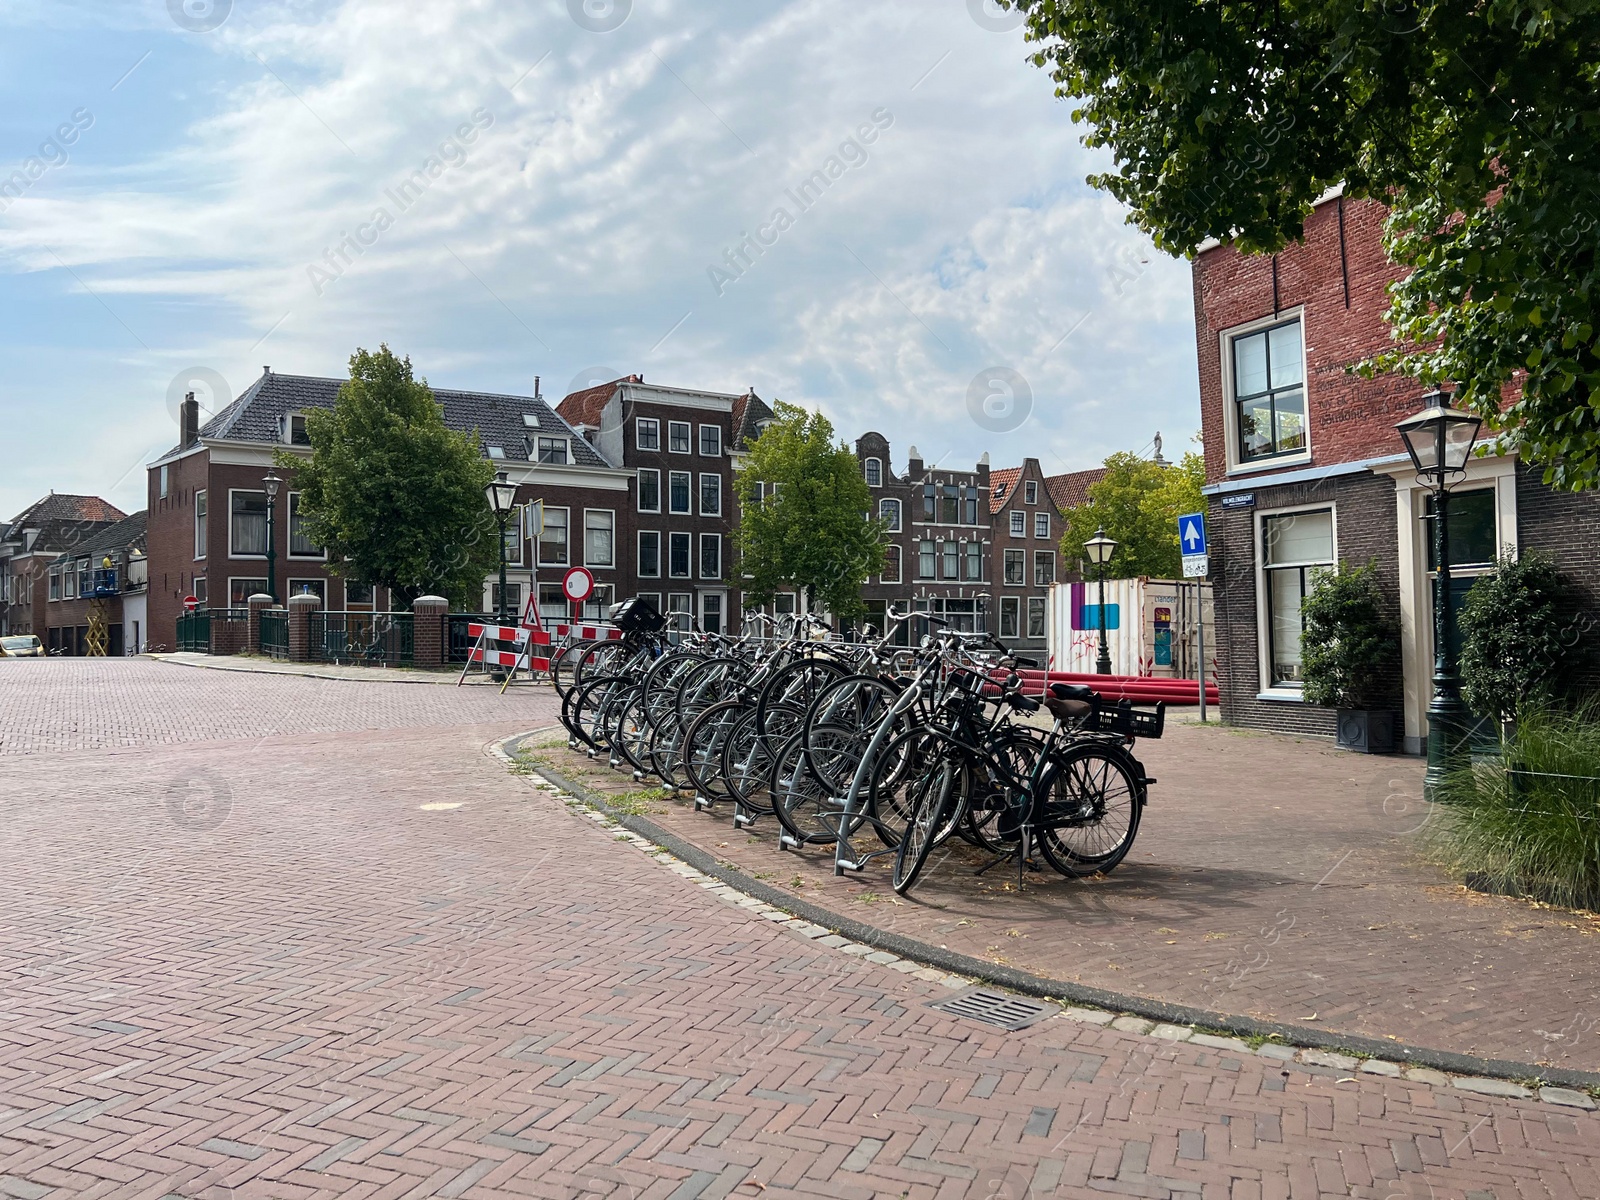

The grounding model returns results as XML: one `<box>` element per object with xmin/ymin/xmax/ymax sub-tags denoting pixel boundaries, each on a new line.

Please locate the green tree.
<box><xmin>733</xmin><ymin>402</ymin><xmax>884</xmax><ymax>620</ymax></box>
<box><xmin>1058</xmin><ymin>450</ymin><xmax>1204</xmax><ymax>578</ymax></box>
<box><xmin>1009</xmin><ymin>0</ymin><xmax>1600</xmax><ymax>489</ymax></box>
<box><xmin>1458</xmin><ymin>551</ymin><xmax>1588</xmax><ymax>721</ymax></box>
<box><xmin>1300</xmin><ymin>561</ymin><xmax>1397</xmax><ymax>710</ymax></box>
<box><xmin>275</xmin><ymin>345</ymin><xmax>498</xmax><ymax>609</ymax></box>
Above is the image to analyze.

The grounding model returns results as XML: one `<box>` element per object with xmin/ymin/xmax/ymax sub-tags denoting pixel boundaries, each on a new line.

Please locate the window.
<box><xmin>669</xmin><ymin>532</ymin><xmax>691</xmax><ymax>578</ymax></box>
<box><xmin>881</xmin><ymin>545</ymin><xmax>902</xmax><ymax>584</ymax></box>
<box><xmin>699</xmin><ymin>425</ymin><xmax>721</xmax><ymax>457</ymax></box>
<box><xmin>584</xmin><ymin>510</ymin><xmax>614</xmax><ymax>568</ymax></box>
<box><xmin>636</xmin><ymin>592</ymin><xmax>662</xmax><ymax>616</ymax></box>
<box><xmin>194</xmin><ymin>491</ymin><xmax>207</xmax><ymax>558</ymax></box>
<box><xmin>194</xmin><ymin>577</ymin><xmax>207</xmax><ymax>604</ymax></box>
<box><xmin>922</xmin><ymin>483</ymin><xmax>936</xmax><ymax>521</ymax></box>
<box><xmin>965</xmin><ymin>540</ymin><xmax>982</xmax><ymax>581</ymax></box>
<box><xmin>287</xmin><ymin>578</ymin><xmax>326</xmax><ymax>605</ymax></box>
<box><xmin>941</xmin><ymin>540</ymin><xmax>958</xmax><ymax>580</ymax></box>
<box><xmin>486</xmin><ymin>445</ymin><xmax>506</xmax><ymax>460</ymax></box>
<box><xmin>1004</xmin><ymin>549</ymin><xmax>1025</xmax><ymax>585</ymax></box>
<box><xmin>289</xmin><ymin>494</ymin><xmax>325</xmax><ymax>558</ymax></box>
<box><xmin>700</xmin><ymin>533</ymin><xmax>722</xmax><ymax>579</ymax></box>
<box><xmin>536</xmin><ymin>436</ymin><xmax>569</xmax><ymax>464</ymax></box>
<box><xmin>1009</xmin><ymin>511</ymin><xmax>1025</xmax><ymax>537</ymax></box>
<box><xmin>999</xmin><ymin>597</ymin><xmax>1020</xmax><ymax>638</ymax></box>
<box><xmin>636</xmin><ymin>469</ymin><xmax>660</xmax><ymax>512</ymax></box>
<box><xmin>76</xmin><ymin>559</ymin><xmax>90</xmax><ymax>597</ymax></box>
<box><xmin>918</xmin><ymin>539</ymin><xmax>935</xmax><ymax>579</ymax></box>
<box><xmin>864</xmin><ymin>458</ymin><xmax>882</xmax><ymax>487</ymax></box>
<box><xmin>159</xmin><ymin>464</ymin><xmax>169</xmax><ymax>499</ymax></box>
<box><xmin>48</xmin><ymin>567</ymin><xmax>61</xmax><ymax>601</ymax></box>
<box><xmin>1424</xmin><ymin>489</ymin><xmax>1498</xmax><ymax>570</ymax></box>
<box><xmin>669</xmin><ymin>471</ymin><xmax>692</xmax><ymax>514</ymax></box>
<box><xmin>1034</xmin><ymin>512</ymin><xmax>1050</xmax><ymax>539</ymax></box>
<box><xmin>1261</xmin><ymin>508</ymin><xmax>1334</xmax><ymax>687</ymax></box>
<box><xmin>1026</xmin><ymin>597</ymin><xmax>1046</xmax><ymax>639</ymax></box>
<box><xmin>699</xmin><ymin>473</ymin><xmax>722</xmax><ymax>516</ymax></box>
<box><xmin>539</xmin><ymin>582</ymin><xmax>565</xmax><ymax>616</ymax></box>
<box><xmin>345</xmin><ymin>580</ymin><xmax>374</xmax><ymax>608</ymax></box>
<box><xmin>230</xmin><ymin>490</ymin><xmax>268</xmax><ymax>557</ymax></box>
<box><xmin>538</xmin><ymin>507</ymin><xmax>569</xmax><ymax>566</ymax></box>
<box><xmin>1025</xmin><ymin>481</ymin><xmax>1038</xmax><ymax>505</ymax></box>
<box><xmin>1232</xmin><ymin>318</ymin><xmax>1306</xmax><ymax>463</ymax></box>
<box><xmin>668</xmin><ymin>421</ymin><xmax>691</xmax><ymax>453</ymax></box>
<box><xmin>491</xmin><ymin>582</ymin><xmax>522</xmax><ymax>613</ymax></box>
<box><xmin>638</xmin><ymin>531</ymin><xmax>661</xmax><ymax>577</ymax></box>
<box><xmin>879</xmin><ymin>498</ymin><xmax>901</xmax><ymax>531</ymax></box>
<box><xmin>701</xmin><ymin>592</ymin><xmax>723</xmax><ymax>634</ymax></box>
<box><xmin>995</xmin><ymin>482</ymin><xmax>1008</xmax><ymax>502</ymax></box>
<box><xmin>229</xmin><ymin>578</ymin><xmax>268</xmax><ymax>606</ymax></box>
<box><xmin>1034</xmin><ymin>551</ymin><xmax>1055</xmax><ymax>586</ymax></box>
<box><xmin>964</xmin><ymin>486</ymin><xmax>978</xmax><ymax>525</ymax></box>
<box><xmin>667</xmin><ymin>593</ymin><xmax>692</xmax><ymax>640</ymax></box>
<box><xmin>940</xmin><ymin>484</ymin><xmax>959</xmax><ymax>524</ymax></box>
<box><xmin>502</xmin><ymin>509</ymin><xmax>525</xmax><ymax>566</ymax></box>
<box><xmin>283</xmin><ymin>413</ymin><xmax>310</xmax><ymax>446</ymax></box>
<box><xmin>636</xmin><ymin>418</ymin><xmax>660</xmax><ymax>451</ymax></box>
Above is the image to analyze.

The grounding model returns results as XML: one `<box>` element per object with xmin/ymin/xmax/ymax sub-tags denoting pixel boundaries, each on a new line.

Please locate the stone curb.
<box><xmin>495</xmin><ymin>732</ymin><xmax>1600</xmax><ymax>1100</ymax></box>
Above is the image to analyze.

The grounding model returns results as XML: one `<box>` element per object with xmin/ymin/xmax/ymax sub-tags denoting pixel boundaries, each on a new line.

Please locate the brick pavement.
<box><xmin>0</xmin><ymin>661</ymin><xmax>1596</xmax><ymax>1197</ymax></box>
<box><xmin>538</xmin><ymin>718</ymin><xmax>1600</xmax><ymax>1077</ymax></box>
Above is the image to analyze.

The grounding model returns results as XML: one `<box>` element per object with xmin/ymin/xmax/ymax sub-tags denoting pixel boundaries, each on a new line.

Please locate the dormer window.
<box><xmin>486</xmin><ymin>445</ymin><xmax>506</xmax><ymax>460</ymax></box>
<box><xmin>994</xmin><ymin>482</ymin><xmax>1007</xmax><ymax>502</ymax></box>
<box><xmin>536</xmin><ymin>437</ymin><xmax>569</xmax><ymax>465</ymax></box>
<box><xmin>281</xmin><ymin>412</ymin><xmax>310</xmax><ymax>446</ymax></box>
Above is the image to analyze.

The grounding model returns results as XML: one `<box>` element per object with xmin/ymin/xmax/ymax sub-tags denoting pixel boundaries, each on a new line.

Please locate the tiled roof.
<box><xmin>159</xmin><ymin>372</ymin><xmax>612</xmax><ymax>469</ymax></box>
<box><xmin>7</xmin><ymin>493</ymin><xmax>126</xmax><ymax>529</ymax></box>
<box><xmin>556</xmin><ymin>375</ymin><xmax>643</xmax><ymax>430</ymax></box>
<box><xmin>988</xmin><ymin>467</ymin><xmax>1022</xmax><ymax>513</ymax></box>
<box><xmin>1044</xmin><ymin>468</ymin><xmax>1108</xmax><ymax>511</ymax></box>
<box><xmin>731</xmin><ymin>390</ymin><xmax>773</xmax><ymax>450</ymax></box>
<box><xmin>50</xmin><ymin>511</ymin><xmax>147</xmax><ymax>565</ymax></box>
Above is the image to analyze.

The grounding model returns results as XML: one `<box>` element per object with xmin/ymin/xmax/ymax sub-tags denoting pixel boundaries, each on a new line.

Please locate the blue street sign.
<box><xmin>1178</xmin><ymin>511</ymin><xmax>1207</xmax><ymax>557</ymax></box>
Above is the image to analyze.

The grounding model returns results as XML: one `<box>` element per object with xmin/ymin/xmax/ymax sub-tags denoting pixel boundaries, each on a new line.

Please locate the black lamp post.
<box><xmin>1083</xmin><ymin>526</ymin><xmax>1118</xmax><ymax>675</ymax></box>
<box><xmin>262</xmin><ymin>470</ymin><xmax>282</xmax><ymax>604</ymax></box>
<box><xmin>485</xmin><ymin>470</ymin><xmax>519</xmax><ymax>621</ymax></box>
<box><xmin>1396</xmin><ymin>388</ymin><xmax>1482</xmax><ymax>799</ymax></box>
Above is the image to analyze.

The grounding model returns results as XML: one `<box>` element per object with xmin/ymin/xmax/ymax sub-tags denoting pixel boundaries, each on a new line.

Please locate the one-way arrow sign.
<box><xmin>1178</xmin><ymin>511</ymin><xmax>1207</xmax><ymax>557</ymax></box>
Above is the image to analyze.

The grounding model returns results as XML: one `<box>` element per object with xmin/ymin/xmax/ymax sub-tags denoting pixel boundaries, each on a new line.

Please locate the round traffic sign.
<box><xmin>561</xmin><ymin>566</ymin><xmax>595</xmax><ymax>603</ymax></box>
<box><xmin>183</xmin><ymin>595</ymin><xmax>200</xmax><ymax>611</ymax></box>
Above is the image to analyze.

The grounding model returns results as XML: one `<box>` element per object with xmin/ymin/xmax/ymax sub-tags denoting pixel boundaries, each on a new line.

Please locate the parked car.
<box><xmin>0</xmin><ymin>634</ymin><xmax>45</xmax><ymax>658</ymax></box>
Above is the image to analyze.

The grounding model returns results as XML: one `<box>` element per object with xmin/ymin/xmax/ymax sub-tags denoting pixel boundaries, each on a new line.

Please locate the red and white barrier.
<box><xmin>467</xmin><ymin>644</ymin><xmax>551</xmax><ymax>671</ymax></box>
<box><xmin>549</xmin><ymin>623</ymin><xmax>622</xmax><ymax>641</ymax></box>
<box><xmin>467</xmin><ymin>623</ymin><xmax>553</xmax><ymax>646</ymax></box>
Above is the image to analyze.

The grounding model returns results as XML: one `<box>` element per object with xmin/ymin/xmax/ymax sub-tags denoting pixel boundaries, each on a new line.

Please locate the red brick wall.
<box><xmin>988</xmin><ymin>458</ymin><xmax>1058</xmax><ymax>648</ymax></box>
<box><xmin>1193</xmin><ymin>197</ymin><xmax>1419</xmax><ymax>484</ymax></box>
<box><xmin>146</xmin><ymin>448</ymin><xmax>211</xmax><ymax>649</ymax></box>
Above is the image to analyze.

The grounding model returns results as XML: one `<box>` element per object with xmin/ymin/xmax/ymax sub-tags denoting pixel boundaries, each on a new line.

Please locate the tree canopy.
<box><xmin>276</xmin><ymin>345</ymin><xmax>499</xmax><ymax>609</ymax></box>
<box><xmin>1010</xmin><ymin>0</ymin><xmax>1600</xmax><ymax>489</ymax></box>
<box><xmin>733</xmin><ymin>402</ymin><xmax>884</xmax><ymax>620</ymax></box>
<box><xmin>1059</xmin><ymin>449</ymin><xmax>1205</xmax><ymax>578</ymax></box>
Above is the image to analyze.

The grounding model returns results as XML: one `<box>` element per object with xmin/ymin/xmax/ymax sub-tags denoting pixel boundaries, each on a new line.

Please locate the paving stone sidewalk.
<box><xmin>531</xmin><ymin>719</ymin><xmax>1600</xmax><ymax>1076</ymax></box>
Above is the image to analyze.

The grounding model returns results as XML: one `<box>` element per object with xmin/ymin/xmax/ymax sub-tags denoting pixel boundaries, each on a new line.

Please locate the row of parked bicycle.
<box><xmin>550</xmin><ymin>600</ymin><xmax>1163</xmax><ymax>896</ymax></box>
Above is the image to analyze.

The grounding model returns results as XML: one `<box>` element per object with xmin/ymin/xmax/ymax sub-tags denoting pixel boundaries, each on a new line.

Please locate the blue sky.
<box><xmin>0</xmin><ymin>0</ymin><xmax>1200</xmax><ymax>521</ymax></box>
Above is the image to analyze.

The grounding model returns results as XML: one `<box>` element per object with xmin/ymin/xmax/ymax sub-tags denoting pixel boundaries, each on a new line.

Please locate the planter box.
<box><xmin>1336</xmin><ymin>708</ymin><xmax>1397</xmax><ymax>754</ymax></box>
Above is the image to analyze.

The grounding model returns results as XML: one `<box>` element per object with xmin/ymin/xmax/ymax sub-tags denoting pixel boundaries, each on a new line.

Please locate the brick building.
<box><xmin>43</xmin><ymin>511</ymin><xmax>149</xmax><ymax>655</ymax></box>
<box><xmin>0</xmin><ymin>494</ymin><xmax>126</xmax><ymax>638</ymax></box>
<box><xmin>988</xmin><ymin>459</ymin><xmax>1061</xmax><ymax>653</ymax></box>
<box><xmin>1195</xmin><ymin>193</ymin><xmax>1600</xmax><ymax>751</ymax></box>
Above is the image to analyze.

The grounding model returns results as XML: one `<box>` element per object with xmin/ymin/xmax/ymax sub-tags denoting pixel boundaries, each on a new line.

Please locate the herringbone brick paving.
<box><xmin>0</xmin><ymin>660</ymin><xmax>1596</xmax><ymax>1197</ymax></box>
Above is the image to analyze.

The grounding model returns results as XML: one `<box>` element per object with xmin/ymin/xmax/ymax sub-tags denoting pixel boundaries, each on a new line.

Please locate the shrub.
<box><xmin>1300</xmin><ymin>560</ymin><xmax>1397</xmax><ymax>710</ymax></box>
<box><xmin>1427</xmin><ymin>708</ymin><xmax>1600</xmax><ymax>911</ymax></box>
<box><xmin>1459</xmin><ymin>551</ymin><xmax>1587</xmax><ymax>722</ymax></box>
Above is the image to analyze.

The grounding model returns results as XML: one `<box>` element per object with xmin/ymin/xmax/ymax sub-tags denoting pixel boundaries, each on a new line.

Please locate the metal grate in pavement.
<box><xmin>929</xmin><ymin>987</ymin><xmax>1058</xmax><ymax>1031</ymax></box>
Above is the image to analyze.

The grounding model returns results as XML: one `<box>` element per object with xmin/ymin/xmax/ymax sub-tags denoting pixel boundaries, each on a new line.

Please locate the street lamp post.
<box><xmin>262</xmin><ymin>470</ymin><xmax>282</xmax><ymax>604</ymax></box>
<box><xmin>484</xmin><ymin>470</ymin><xmax>519</xmax><ymax>622</ymax></box>
<box><xmin>1083</xmin><ymin>527</ymin><xmax>1118</xmax><ymax>675</ymax></box>
<box><xmin>1396</xmin><ymin>388</ymin><xmax>1481</xmax><ymax>799</ymax></box>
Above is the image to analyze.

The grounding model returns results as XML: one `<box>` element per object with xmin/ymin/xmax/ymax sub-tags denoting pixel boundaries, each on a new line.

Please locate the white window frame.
<box><xmin>668</xmin><ymin>531</ymin><xmax>692</xmax><ymax>579</ymax></box>
<box><xmin>535</xmin><ymin>436</ymin><xmax>570</xmax><ymax>465</ymax></box>
<box><xmin>638</xmin><ymin>530</ymin><xmax>661</xmax><ymax>578</ymax></box>
<box><xmin>583</xmin><ymin>509</ymin><xmax>615</xmax><ymax>569</ymax></box>
<box><xmin>1009</xmin><ymin>511</ymin><xmax>1025</xmax><ymax>537</ymax></box>
<box><xmin>344</xmin><ymin>579</ymin><xmax>375</xmax><ymax>609</ymax></box>
<box><xmin>288</xmin><ymin>492</ymin><xmax>327</xmax><ymax>560</ymax></box>
<box><xmin>1026</xmin><ymin>597</ymin><xmax>1046</xmax><ymax>639</ymax></box>
<box><xmin>193</xmin><ymin>577</ymin><xmax>208</xmax><ymax>605</ymax></box>
<box><xmin>636</xmin><ymin>417</ymin><xmax>660</xmax><ymax>452</ymax></box>
<box><xmin>699</xmin><ymin>533</ymin><xmax>722</xmax><ymax>580</ymax></box>
<box><xmin>668</xmin><ymin>471</ymin><xmax>692</xmax><ymax>515</ymax></box>
<box><xmin>879</xmin><ymin>497</ymin><xmax>901</xmax><ymax>532</ymax></box>
<box><xmin>999</xmin><ymin>596</ymin><xmax>1020</xmax><ymax>639</ymax></box>
<box><xmin>194</xmin><ymin>490</ymin><xmax>207</xmax><ymax>559</ymax></box>
<box><xmin>637</xmin><ymin>468</ymin><xmax>661</xmax><ymax>513</ymax></box>
<box><xmin>699</xmin><ymin>472</ymin><xmax>722</xmax><ymax>517</ymax></box>
<box><xmin>698</xmin><ymin>424</ymin><xmax>722</xmax><ymax>457</ymax></box>
<box><xmin>286</xmin><ymin>578</ymin><xmax>327</xmax><ymax>605</ymax></box>
<box><xmin>1024</xmin><ymin>480</ymin><xmax>1038</xmax><ymax>505</ymax></box>
<box><xmin>159</xmin><ymin>464</ymin><xmax>169</xmax><ymax>500</ymax></box>
<box><xmin>48</xmin><ymin>567</ymin><xmax>61</xmax><ymax>601</ymax></box>
<box><xmin>1003</xmin><ymin>548</ymin><xmax>1025</xmax><ymax>586</ymax></box>
<box><xmin>228</xmin><ymin>488</ymin><xmax>269</xmax><ymax>560</ymax></box>
<box><xmin>1253</xmin><ymin>501</ymin><xmax>1338</xmax><ymax>701</ymax></box>
<box><xmin>1034</xmin><ymin>512</ymin><xmax>1050</xmax><ymax>539</ymax></box>
<box><xmin>1220</xmin><ymin>306</ymin><xmax>1311</xmax><ymax>476</ymax></box>
<box><xmin>502</xmin><ymin>505</ymin><xmax>526</xmax><ymax>567</ymax></box>
<box><xmin>1034</xmin><ymin>550</ymin><xmax>1055</xmax><ymax>586</ymax></box>
<box><xmin>864</xmin><ymin>457</ymin><xmax>882</xmax><ymax>488</ymax></box>
<box><xmin>668</xmin><ymin>420</ymin><xmax>691</xmax><ymax>454</ymax></box>
<box><xmin>228</xmin><ymin>577</ymin><xmax>269</xmax><ymax>607</ymax></box>
<box><xmin>538</xmin><ymin>506</ymin><xmax>570</xmax><ymax>568</ymax></box>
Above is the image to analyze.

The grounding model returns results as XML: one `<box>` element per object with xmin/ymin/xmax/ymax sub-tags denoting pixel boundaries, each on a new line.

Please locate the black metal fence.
<box><xmin>260</xmin><ymin>611</ymin><xmax>289</xmax><ymax>659</ymax></box>
<box><xmin>445</xmin><ymin>612</ymin><xmax>500</xmax><ymax>663</ymax></box>
<box><xmin>308</xmin><ymin>611</ymin><xmax>414</xmax><ymax>666</ymax></box>
<box><xmin>175</xmin><ymin>610</ymin><xmax>209</xmax><ymax>652</ymax></box>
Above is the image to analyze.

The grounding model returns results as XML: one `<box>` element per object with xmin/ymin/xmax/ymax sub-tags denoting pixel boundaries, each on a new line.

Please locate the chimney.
<box><xmin>181</xmin><ymin>392</ymin><xmax>200</xmax><ymax>449</ymax></box>
<box><xmin>534</xmin><ymin>375</ymin><xmax>541</xmax><ymax>401</ymax></box>
<box><xmin>907</xmin><ymin>444</ymin><xmax>923</xmax><ymax>477</ymax></box>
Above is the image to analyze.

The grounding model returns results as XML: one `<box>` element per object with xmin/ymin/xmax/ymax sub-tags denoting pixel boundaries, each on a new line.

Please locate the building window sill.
<box><xmin>1227</xmin><ymin>453</ymin><xmax>1312</xmax><ymax>478</ymax></box>
<box><xmin>1256</xmin><ymin>689</ymin><xmax>1306</xmax><ymax>703</ymax></box>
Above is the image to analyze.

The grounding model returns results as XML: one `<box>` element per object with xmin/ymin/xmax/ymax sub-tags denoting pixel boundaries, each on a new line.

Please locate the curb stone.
<box><xmin>492</xmin><ymin>731</ymin><xmax>1600</xmax><ymax>1105</ymax></box>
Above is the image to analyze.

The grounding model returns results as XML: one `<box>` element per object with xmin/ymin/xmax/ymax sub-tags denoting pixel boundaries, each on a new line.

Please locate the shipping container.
<box><xmin>1045</xmin><ymin>577</ymin><xmax>1216</xmax><ymax>681</ymax></box>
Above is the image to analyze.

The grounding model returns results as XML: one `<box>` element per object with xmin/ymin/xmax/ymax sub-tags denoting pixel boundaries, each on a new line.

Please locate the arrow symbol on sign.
<box><xmin>1182</xmin><ymin>520</ymin><xmax>1202</xmax><ymax>550</ymax></box>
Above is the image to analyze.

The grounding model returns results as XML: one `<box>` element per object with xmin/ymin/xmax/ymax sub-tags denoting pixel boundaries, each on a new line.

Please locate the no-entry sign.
<box><xmin>562</xmin><ymin>566</ymin><xmax>595</xmax><ymax>604</ymax></box>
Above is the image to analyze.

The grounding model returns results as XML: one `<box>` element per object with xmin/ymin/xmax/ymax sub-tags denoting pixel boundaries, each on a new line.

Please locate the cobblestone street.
<box><xmin>1</xmin><ymin>659</ymin><xmax>1597</xmax><ymax>1198</ymax></box>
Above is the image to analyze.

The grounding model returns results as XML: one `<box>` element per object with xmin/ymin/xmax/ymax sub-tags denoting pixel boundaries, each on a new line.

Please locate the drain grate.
<box><xmin>929</xmin><ymin>987</ymin><xmax>1058</xmax><ymax>1031</ymax></box>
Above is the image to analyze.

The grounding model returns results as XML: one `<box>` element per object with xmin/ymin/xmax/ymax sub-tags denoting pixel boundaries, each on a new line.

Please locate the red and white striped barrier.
<box><xmin>467</xmin><ymin>623</ymin><xmax>553</xmax><ymax>646</ymax></box>
<box><xmin>549</xmin><ymin>623</ymin><xmax>622</xmax><ymax>641</ymax></box>
<box><xmin>467</xmin><ymin>644</ymin><xmax>551</xmax><ymax>671</ymax></box>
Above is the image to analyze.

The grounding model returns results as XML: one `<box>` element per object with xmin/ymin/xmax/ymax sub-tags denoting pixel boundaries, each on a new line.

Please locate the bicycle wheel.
<box><xmin>550</xmin><ymin>639</ymin><xmax>592</xmax><ymax>698</ymax></box>
<box><xmin>614</xmin><ymin>688</ymin><xmax>654</xmax><ymax>776</ymax></box>
<box><xmin>643</xmin><ymin>652</ymin><xmax>705</xmax><ymax>729</ymax></box>
<box><xmin>964</xmin><ymin>728</ymin><xmax>1047</xmax><ymax>852</ymax></box>
<box><xmin>571</xmin><ymin>675</ymin><xmax>626</xmax><ymax>751</ymax></box>
<box><xmin>892</xmin><ymin>752</ymin><xmax>958</xmax><ymax>895</ymax></box>
<box><xmin>1034</xmin><ymin>742</ymin><xmax>1143</xmax><ymax>878</ymax></box>
<box><xmin>771</xmin><ymin>731</ymin><xmax>857</xmax><ymax>845</ymax></box>
<box><xmin>864</xmin><ymin>728</ymin><xmax>933</xmax><ymax>848</ymax></box>
<box><xmin>755</xmin><ymin>658</ymin><xmax>847</xmax><ymax>734</ymax></box>
<box><xmin>802</xmin><ymin>675</ymin><xmax>904</xmax><ymax>794</ymax></box>
<box><xmin>725</xmin><ymin>705</ymin><xmax>801</xmax><ymax>814</ymax></box>
<box><xmin>682</xmin><ymin>699</ymin><xmax>746</xmax><ymax>801</ymax></box>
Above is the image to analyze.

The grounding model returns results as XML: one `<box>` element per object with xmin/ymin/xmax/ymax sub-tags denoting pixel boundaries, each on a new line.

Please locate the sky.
<box><xmin>0</xmin><ymin>0</ymin><xmax>1200</xmax><ymax>523</ymax></box>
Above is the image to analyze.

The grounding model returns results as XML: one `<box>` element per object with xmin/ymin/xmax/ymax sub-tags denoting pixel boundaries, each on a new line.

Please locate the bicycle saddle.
<box><xmin>1049</xmin><ymin>682</ymin><xmax>1095</xmax><ymax>702</ymax></box>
